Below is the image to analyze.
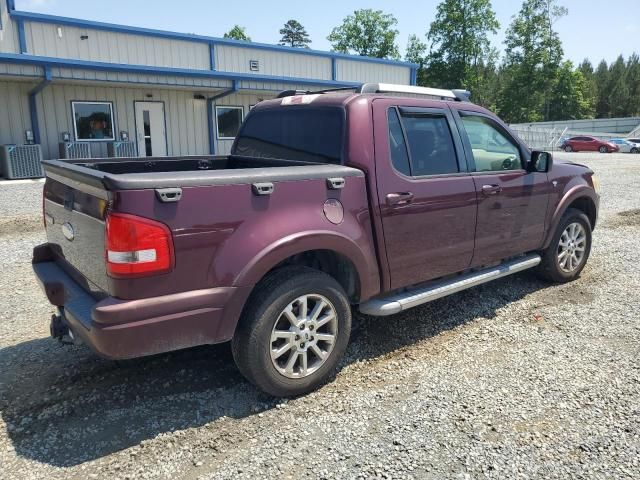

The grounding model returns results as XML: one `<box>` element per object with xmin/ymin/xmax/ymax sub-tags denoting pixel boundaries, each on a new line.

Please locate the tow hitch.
<box><xmin>50</xmin><ymin>311</ymin><xmax>82</xmax><ymax>345</ymax></box>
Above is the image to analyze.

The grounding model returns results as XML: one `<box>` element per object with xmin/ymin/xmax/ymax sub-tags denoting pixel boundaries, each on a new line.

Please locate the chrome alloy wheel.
<box><xmin>270</xmin><ymin>294</ymin><xmax>338</xmax><ymax>379</ymax></box>
<box><xmin>557</xmin><ymin>222</ymin><xmax>587</xmax><ymax>273</ymax></box>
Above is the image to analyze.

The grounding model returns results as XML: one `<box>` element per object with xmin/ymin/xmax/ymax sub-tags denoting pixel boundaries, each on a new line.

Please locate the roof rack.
<box><xmin>276</xmin><ymin>86</ymin><xmax>358</xmax><ymax>98</ymax></box>
<box><xmin>357</xmin><ymin>83</ymin><xmax>471</xmax><ymax>102</ymax></box>
<box><xmin>276</xmin><ymin>83</ymin><xmax>472</xmax><ymax>102</ymax></box>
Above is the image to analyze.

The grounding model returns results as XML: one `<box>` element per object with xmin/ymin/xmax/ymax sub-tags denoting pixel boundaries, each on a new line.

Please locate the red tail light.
<box><xmin>105</xmin><ymin>213</ymin><xmax>174</xmax><ymax>277</ymax></box>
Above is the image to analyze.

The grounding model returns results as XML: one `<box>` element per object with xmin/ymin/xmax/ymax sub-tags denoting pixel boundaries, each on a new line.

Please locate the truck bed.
<box><xmin>40</xmin><ymin>155</ymin><xmax>368</xmax><ymax>301</ymax></box>
<box><xmin>42</xmin><ymin>155</ymin><xmax>361</xmax><ymax>191</ymax></box>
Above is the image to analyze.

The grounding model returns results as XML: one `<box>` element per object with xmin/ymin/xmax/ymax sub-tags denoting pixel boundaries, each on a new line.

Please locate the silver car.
<box><xmin>610</xmin><ymin>138</ymin><xmax>640</xmax><ymax>153</ymax></box>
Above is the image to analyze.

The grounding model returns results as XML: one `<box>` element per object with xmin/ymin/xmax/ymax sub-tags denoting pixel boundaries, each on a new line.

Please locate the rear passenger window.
<box><xmin>387</xmin><ymin>107</ymin><xmax>459</xmax><ymax>177</ymax></box>
<box><xmin>388</xmin><ymin>108</ymin><xmax>411</xmax><ymax>176</ymax></box>
<box><xmin>402</xmin><ymin>115</ymin><xmax>459</xmax><ymax>176</ymax></box>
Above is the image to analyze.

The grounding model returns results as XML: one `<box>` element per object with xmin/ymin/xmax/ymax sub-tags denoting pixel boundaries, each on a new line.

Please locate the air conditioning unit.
<box><xmin>59</xmin><ymin>142</ymin><xmax>91</xmax><ymax>159</ymax></box>
<box><xmin>107</xmin><ymin>141</ymin><xmax>137</xmax><ymax>158</ymax></box>
<box><xmin>0</xmin><ymin>144</ymin><xmax>44</xmax><ymax>179</ymax></box>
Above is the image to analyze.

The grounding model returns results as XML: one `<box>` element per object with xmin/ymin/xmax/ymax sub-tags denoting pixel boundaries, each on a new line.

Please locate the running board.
<box><xmin>359</xmin><ymin>254</ymin><xmax>541</xmax><ymax>316</ymax></box>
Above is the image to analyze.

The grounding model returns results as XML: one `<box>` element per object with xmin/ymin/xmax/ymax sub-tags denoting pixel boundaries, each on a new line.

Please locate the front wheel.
<box><xmin>599</xmin><ymin>146</ymin><xmax>608</xmax><ymax>153</ymax></box>
<box><xmin>536</xmin><ymin>208</ymin><xmax>592</xmax><ymax>283</ymax></box>
<box><xmin>232</xmin><ymin>266</ymin><xmax>352</xmax><ymax>397</ymax></box>
<box><xmin>631</xmin><ymin>148</ymin><xmax>639</xmax><ymax>154</ymax></box>
<box><xmin>564</xmin><ymin>145</ymin><xmax>573</xmax><ymax>152</ymax></box>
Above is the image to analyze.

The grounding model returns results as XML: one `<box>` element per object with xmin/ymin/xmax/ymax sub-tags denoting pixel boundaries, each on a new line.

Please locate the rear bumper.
<box><xmin>32</xmin><ymin>245</ymin><xmax>250</xmax><ymax>359</ymax></box>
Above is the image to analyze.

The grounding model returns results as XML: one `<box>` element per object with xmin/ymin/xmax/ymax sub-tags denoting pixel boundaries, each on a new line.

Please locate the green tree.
<box><xmin>223</xmin><ymin>25</ymin><xmax>251</xmax><ymax>42</ymax></box>
<box><xmin>548</xmin><ymin>61</ymin><xmax>594</xmax><ymax>120</ymax></box>
<box><xmin>327</xmin><ymin>9</ymin><xmax>400</xmax><ymax>59</ymax></box>
<box><xmin>426</xmin><ymin>0</ymin><xmax>500</xmax><ymax>93</ymax></box>
<box><xmin>594</xmin><ymin>59</ymin><xmax>610</xmax><ymax>118</ymax></box>
<box><xmin>578</xmin><ymin>59</ymin><xmax>598</xmax><ymax>114</ymax></box>
<box><xmin>405</xmin><ymin>34</ymin><xmax>428</xmax><ymax>85</ymax></box>
<box><xmin>607</xmin><ymin>55</ymin><xmax>630</xmax><ymax>118</ymax></box>
<box><xmin>498</xmin><ymin>0</ymin><xmax>568</xmax><ymax>123</ymax></box>
<box><xmin>627</xmin><ymin>53</ymin><xmax>640</xmax><ymax>116</ymax></box>
<box><xmin>279</xmin><ymin>19</ymin><xmax>311</xmax><ymax>48</ymax></box>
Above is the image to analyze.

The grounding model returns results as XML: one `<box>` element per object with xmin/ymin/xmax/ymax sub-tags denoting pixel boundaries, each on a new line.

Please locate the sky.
<box><xmin>14</xmin><ymin>0</ymin><xmax>639</xmax><ymax>65</ymax></box>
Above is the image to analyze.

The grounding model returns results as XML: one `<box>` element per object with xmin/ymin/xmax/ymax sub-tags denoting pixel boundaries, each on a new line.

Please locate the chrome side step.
<box><xmin>359</xmin><ymin>254</ymin><xmax>541</xmax><ymax>317</ymax></box>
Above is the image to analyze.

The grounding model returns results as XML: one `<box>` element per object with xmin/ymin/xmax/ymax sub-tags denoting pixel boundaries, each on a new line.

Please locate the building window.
<box><xmin>216</xmin><ymin>106</ymin><xmax>244</xmax><ymax>139</ymax></box>
<box><xmin>72</xmin><ymin>101</ymin><xmax>115</xmax><ymax>141</ymax></box>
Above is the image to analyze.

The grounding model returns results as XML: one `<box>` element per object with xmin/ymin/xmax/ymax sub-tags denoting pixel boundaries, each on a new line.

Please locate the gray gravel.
<box><xmin>0</xmin><ymin>153</ymin><xmax>639</xmax><ymax>479</ymax></box>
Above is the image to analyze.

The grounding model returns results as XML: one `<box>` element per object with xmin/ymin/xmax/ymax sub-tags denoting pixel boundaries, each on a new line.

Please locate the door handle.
<box><xmin>386</xmin><ymin>192</ymin><xmax>414</xmax><ymax>206</ymax></box>
<box><xmin>481</xmin><ymin>184</ymin><xmax>502</xmax><ymax>196</ymax></box>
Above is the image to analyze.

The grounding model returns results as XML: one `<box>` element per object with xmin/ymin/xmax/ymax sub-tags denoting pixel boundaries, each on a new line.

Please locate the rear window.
<box><xmin>233</xmin><ymin>107</ymin><xmax>344</xmax><ymax>164</ymax></box>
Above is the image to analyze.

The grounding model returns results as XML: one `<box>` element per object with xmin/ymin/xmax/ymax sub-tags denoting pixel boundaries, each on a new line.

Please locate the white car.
<box><xmin>610</xmin><ymin>138</ymin><xmax>640</xmax><ymax>153</ymax></box>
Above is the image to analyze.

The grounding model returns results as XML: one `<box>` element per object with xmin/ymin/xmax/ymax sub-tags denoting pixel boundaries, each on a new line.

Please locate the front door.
<box><xmin>373</xmin><ymin>99</ymin><xmax>477</xmax><ymax>290</ymax></box>
<box><xmin>134</xmin><ymin>101</ymin><xmax>167</xmax><ymax>157</ymax></box>
<box><xmin>455</xmin><ymin>111</ymin><xmax>551</xmax><ymax>267</ymax></box>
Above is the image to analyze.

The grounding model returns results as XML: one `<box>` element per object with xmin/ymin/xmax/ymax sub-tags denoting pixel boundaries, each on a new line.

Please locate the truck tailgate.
<box><xmin>43</xmin><ymin>177</ymin><xmax>110</xmax><ymax>294</ymax></box>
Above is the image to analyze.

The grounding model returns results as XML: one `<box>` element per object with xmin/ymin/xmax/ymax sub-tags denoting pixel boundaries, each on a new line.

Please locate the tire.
<box><xmin>232</xmin><ymin>266</ymin><xmax>352</xmax><ymax>397</ymax></box>
<box><xmin>631</xmin><ymin>148</ymin><xmax>639</xmax><ymax>154</ymax></box>
<box><xmin>564</xmin><ymin>145</ymin><xmax>573</xmax><ymax>152</ymax></box>
<box><xmin>536</xmin><ymin>208</ymin><xmax>592</xmax><ymax>283</ymax></box>
<box><xmin>599</xmin><ymin>146</ymin><xmax>608</xmax><ymax>153</ymax></box>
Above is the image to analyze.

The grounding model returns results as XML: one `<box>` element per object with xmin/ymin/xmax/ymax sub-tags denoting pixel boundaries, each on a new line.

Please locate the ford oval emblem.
<box><xmin>61</xmin><ymin>222</ymin><xmax>75</xmax><ymax>241</ymax></box>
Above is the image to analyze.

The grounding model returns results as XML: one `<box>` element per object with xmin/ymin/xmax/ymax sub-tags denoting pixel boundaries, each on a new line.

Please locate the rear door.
<box><xmin>373</xmin><ymin>99</ymin><xmax>477</xmax><ymax>290</ymax></box>
<box><xmin>454</xmin><ymin>110</ymin><xmax>550</xmax><ymax>266</ymax></box>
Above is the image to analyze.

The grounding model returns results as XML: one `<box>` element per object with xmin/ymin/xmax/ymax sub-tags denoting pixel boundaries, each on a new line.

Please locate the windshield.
<box><xmin>233</xmin><ymin>107</ymin><xmax>344</xmax><ymax>164</ymax></box>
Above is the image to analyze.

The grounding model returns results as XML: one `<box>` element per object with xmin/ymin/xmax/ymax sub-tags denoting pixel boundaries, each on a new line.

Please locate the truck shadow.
<box><xmin>0</xmin><ymin>272</ymin><xmax>548</xmax><ymax>467</ymax></box>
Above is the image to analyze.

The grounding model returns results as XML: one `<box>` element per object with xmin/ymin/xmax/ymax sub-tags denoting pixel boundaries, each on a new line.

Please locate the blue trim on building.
<box><xmin>207</xmin><ymin>81</ymin><xmax>239</xmax><ymax>155</ymax></box>
<box><xmin>16</xmin><ymin>18</ymin><xmax>27</xmax><ymax>53</ymax></box>
<box><xmin>410</xmin><ymin>67</ymin><xmax>417</xmax><ymax>86</ymax></box>
<box><xmin>8</xmin><ymin>9</ymin><xmax>418</xmax><ymax>68</ymax></box>
<box><xmin>209</xmin><ymin>42</ymin><xmax>216</xmax><ymax>71</ymax></box>
<box><xmin>0</xmin><ymin>52</ymin><xmax>362</xmax><ymax>87</ymax></box>
<box><xmin>331</xmin><ymin>58</ymin><xmax>337</xmax><ymax>81</ymax></box>
<box><xmin>6</xmin><ymin>0</ymin><xmax>15</xmax><ymax>12</ymax></box>
<box><xmin>28</xmin><ymin>66</ymin><xmax>52</xmax><ymax>144</ymax></box>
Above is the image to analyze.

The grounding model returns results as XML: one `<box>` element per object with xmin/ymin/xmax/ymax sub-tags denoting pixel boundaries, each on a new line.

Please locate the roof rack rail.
<box><xmin>277</xmin><ymin>86</ymin><xmax>359</xmax><ymax>98</ymax></box>
<box><xmin>357</xmin><ymin>83</ymin><xmax>471</xmax><ymax>102</ymax></box>
<box><xmin>276</xmin><ymin>83</ymin><xmax>472</xmax><ymax>102</ymax></box>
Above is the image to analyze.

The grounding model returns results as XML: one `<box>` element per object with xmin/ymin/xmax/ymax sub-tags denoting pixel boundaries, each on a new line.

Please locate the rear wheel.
<box><xmin>564</xmin><ymin>145</ymin><xmax>573</xmax><ymax>152</ymax></box>
<box><xmin>599</xmin><ymin>146</ymin><xmax>608</xmax><ymax>153</ymax></box>
<box><xmin>232</xmin><ymin>266</ymin><xmax>351</xmax><ymax>397</ymax></box>
<box><xmin>536</xmin><ymin>208</ymin><xmax>592</xmax><ymax>283</ymax></box>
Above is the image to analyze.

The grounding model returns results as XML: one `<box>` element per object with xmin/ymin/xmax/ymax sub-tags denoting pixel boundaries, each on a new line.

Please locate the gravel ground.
<box><xmin>0</xmin><ymin>153</ymin><xmax>639</xmax><ymax>479</ymax></box>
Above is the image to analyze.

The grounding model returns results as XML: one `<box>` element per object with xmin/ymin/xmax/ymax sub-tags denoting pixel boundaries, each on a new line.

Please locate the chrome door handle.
<box><xmin>386</xmin><ymin>192</ymin><xmax>414</xmax><ymax>206</ymax></box>
<box><xmin>481</xmin><ymin>185</ymin><xmax>502</xmax><ymax>196</ymax></box>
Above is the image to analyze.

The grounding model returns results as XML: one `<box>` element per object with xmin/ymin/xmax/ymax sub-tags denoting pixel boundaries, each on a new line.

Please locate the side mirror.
<box><xmin>528</xmin><ymin>150</ymin><xmax>553</xmax><ymax>173</ymax></box>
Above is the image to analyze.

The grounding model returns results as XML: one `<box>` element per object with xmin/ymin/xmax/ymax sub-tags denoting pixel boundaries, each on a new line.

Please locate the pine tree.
<box><xmin>594</xmin><ymin>59</ymin><xmax>610</xmax><ymax>118</ymax></box>
<box><xmin>608</xmin><ymin>55</ymin><xmax>630</xmax><ymax>118</ymax></box>
<box><xmin>279</xmin><ymin>20</ymin><xmax>311</xmax><ymax>48</ymax></box>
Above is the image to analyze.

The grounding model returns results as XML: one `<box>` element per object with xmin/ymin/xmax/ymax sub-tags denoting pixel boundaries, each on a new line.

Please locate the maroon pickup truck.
<box><xmin>33</xmin><ymin>83</ymin><xmax>600</xmax><ymax>396</ymax></box>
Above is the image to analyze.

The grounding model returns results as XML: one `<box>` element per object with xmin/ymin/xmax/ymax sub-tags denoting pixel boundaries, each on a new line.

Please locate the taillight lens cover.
<box><xmin>105</xmin><ymin>213</ymin><xmax>174</xmax><ymax>277</ymax></box>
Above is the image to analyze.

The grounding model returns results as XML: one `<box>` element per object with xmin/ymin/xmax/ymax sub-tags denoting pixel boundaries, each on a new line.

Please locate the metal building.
<box><xmin>0</xmin><ymin>0</ymin><xmax>416</xmax><ymax>167</ymax></box>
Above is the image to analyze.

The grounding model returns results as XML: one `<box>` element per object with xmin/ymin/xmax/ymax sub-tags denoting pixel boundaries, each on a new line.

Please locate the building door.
<box><xmin>134</xmin><ymin>102</ymin><xmax>167</xmax><ymax>157</ymax></box>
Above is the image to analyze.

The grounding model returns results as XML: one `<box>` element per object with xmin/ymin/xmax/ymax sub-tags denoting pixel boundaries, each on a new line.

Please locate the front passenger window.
<box><xmin>461</xmin><ymin>115</ymin><xmax>522</xmax><ymax>172</ymax></box>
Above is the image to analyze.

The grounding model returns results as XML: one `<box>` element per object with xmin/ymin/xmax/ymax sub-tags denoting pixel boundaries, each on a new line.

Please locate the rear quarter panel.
<box><xmin>110</xmin><ymin>175</ymin><xmax>380</xmax><ymax>301</ymax></box>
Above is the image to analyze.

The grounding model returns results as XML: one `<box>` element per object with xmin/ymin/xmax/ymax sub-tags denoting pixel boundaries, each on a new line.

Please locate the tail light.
<box><xmin>105</xmin><ymin>213</ymin><xmax>174</xmax><ymax>277</ymax></box>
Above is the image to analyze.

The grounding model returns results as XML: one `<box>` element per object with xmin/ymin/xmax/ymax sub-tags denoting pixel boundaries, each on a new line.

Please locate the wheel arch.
<box><xmin>543</xmin><ymin>187</ymin><xmax>598</xmax><ymax>249</ymax></box>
